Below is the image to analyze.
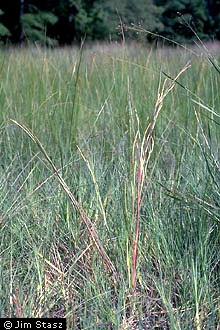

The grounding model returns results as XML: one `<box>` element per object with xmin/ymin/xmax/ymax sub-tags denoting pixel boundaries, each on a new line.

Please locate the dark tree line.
<box><xmin>0</xmin><ymin>0</ymin><xmax>219</xmax><ymax>45</ymax></box>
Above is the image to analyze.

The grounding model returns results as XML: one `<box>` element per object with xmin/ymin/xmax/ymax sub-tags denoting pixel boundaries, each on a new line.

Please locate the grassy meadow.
<box><xmin>0</xmin><ymin>42</ymin><xmax>219</xmax><ymax>329</ymax></box>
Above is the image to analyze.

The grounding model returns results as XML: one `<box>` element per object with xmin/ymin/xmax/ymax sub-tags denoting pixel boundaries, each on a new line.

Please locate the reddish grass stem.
<box><xmin>10</xmin><ymin>119</ymin><xmax>118</xmax><ymax>283</ymax></box>
<box><xmin>131</xmin><ymin>62</ymin><xmax>191</xmax><ymax>297</ymax></box>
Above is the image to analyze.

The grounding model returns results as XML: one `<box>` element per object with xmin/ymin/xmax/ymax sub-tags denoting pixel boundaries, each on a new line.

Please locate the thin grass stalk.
<box><xmin>131</xmin><ymin>63</ymin><xmax>191</xmax><ymax>296</ymax></box>
<box><xmin>68</xmin><ymin>37</ymin><xmax>85</xmax><ymax>147</ymax></box>
<box><xmin>77</xmin><ymin>146</ymin><xmax>108</xmax><ymax>228</ymax></box>
<box><xmin>10</xmin><ymin>119</ymin><xmax>118</xmax><ymax>282</ymax></box>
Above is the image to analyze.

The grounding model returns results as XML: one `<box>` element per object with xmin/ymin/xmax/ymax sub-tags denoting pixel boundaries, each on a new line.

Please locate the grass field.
<box><xmin>0</xmin><ymin>42</ymin><xmax>219</xmax><ymax>329</ymax></box>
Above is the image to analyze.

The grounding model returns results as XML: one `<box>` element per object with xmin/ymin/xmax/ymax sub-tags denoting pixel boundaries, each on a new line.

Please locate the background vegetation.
<box><xmin>0</xmin><ymin>0</ymin><xmax>220</xmax><ymax>45</ymax></box>
<box><xmin>0</xmin><ymin>42</ymin><xmax>219</xmax><ymax>328</ymax></box>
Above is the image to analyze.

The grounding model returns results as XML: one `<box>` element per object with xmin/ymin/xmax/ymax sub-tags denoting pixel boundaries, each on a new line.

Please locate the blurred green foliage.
<box><xmin>0</xmin><ymin>9</ymin><xmax>10</xmax><ymax>42</ymax></box>
<box><xmin>0</xmin><ymin>0</ymin><xmax>219</xmax><ymax>45</ymax></box>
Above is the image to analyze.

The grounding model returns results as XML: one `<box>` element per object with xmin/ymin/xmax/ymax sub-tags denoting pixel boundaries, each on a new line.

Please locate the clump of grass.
<box><xmin>130</xmin><ymin>61</ymin><xmax>191</xmax><ymax>297</ymax></box>
<box><xmin>11</xmin><ymin>118</ymin><xmax>118</xmax><ymax>283</ymax></box>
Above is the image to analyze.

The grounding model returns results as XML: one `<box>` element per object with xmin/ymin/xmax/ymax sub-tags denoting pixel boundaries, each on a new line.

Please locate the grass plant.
<box><xmin>0</xmin><ymin>42</ymin><xmax>219</xmax><ymax>329</ymax></box>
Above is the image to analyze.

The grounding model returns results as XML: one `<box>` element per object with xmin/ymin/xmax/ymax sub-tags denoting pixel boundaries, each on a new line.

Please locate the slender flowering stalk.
<box><xmin>131</xmin><ymin>62</ymin><xmax>191</xmax><ymax>296</ymax></box>
<box><xmin>10</xmin><ymin>119</ymin><xmax>118</xmax><ymax>283</ymax></box>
